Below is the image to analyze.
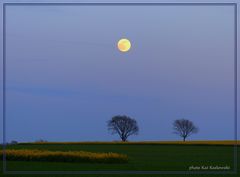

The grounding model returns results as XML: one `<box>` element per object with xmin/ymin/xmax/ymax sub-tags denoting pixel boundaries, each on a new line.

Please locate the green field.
<box><xmin>0</xmin><ymin>142</ymin><xmax>239</xmax><ymax>177</ymax></box>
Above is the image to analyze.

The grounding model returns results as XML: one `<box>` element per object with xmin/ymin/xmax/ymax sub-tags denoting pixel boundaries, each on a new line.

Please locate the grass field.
<box><xmin>0</xmin><ymin>141</ymin><xmax>239</xmax><ymax>177</ymax></box>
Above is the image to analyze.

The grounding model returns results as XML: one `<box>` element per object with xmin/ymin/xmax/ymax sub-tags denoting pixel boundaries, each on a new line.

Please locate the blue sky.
<box><xmin>0</xmin><ymin>1</ymin><xmax>238</xmax><ymax>142</ymax></box>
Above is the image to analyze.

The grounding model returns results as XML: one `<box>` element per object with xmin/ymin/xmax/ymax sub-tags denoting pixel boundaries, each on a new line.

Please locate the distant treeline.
<box><xmin>16</xmin><ymin>140</ymin><xmax>240</xmax><ymax>146</ymax></box>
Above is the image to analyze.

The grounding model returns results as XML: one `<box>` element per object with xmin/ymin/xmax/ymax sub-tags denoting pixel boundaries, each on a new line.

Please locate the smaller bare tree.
<box><xmin>107</xmin><ymin>115</ymin><xmax>139</xmax><ymax>142</ymax></box>
<box><xmin>173</xmin><ymin>119</ymin><xmax>198</xmax><ymax>141</ymax></box>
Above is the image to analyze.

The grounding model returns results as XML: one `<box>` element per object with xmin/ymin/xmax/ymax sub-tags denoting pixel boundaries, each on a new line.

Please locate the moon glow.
<box><xmin>117</xmin><ymin>38</ymin><xmax>131</xmax><ymax>52</ymax></box>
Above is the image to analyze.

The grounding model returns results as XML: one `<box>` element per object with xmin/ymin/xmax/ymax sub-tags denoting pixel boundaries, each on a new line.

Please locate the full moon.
<box><xmin>117</xmin><ymin>38</ymin><xmax>131</xmax><ymax>52</ymax></box>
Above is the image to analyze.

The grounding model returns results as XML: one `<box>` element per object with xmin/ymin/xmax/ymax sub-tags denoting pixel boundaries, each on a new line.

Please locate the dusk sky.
<box><xmin>0</xmin><ymin>2</ymin><xmax>238</xmax><ymax>142</ymax></box>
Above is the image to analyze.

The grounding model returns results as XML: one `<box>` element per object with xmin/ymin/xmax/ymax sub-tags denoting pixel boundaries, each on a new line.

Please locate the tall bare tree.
<box><xmin>107</xmin><ymin>115</ymin><xmax>139</xmax><ymax>142</ymax></box>
<box><xmin>173</xmin><ymin>119</ymin><xmax>198</xmax><ymax>141</ymax></box>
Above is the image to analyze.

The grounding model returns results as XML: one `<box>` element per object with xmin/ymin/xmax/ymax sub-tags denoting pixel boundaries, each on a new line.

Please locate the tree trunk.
<box><xmin>183</xmin><ymin>137</ymin><xmax>186</xmax><ymax>141</ymax></box>
<box><xmin>121</xmin><ymin>136</ymin><xmax>127</xmax><ymax>142</ymax></box>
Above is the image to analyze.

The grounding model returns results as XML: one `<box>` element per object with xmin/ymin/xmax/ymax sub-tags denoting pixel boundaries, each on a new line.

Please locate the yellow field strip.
<box><xmin>0</xmin><ymin>149</ymin><xmax>128</xmax><ymax>163</ymax></box>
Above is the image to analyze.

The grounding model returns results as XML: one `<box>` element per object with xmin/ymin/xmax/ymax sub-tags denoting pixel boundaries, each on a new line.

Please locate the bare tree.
<box><xmin>173</xmin><ymin>119</ymin><xmax>198</xmax><ymax>141</ymax></box>
<box><xmin>107</xmin><ymin>115</ymin><xmax>139</xmax><ymax>142</ymax></box>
